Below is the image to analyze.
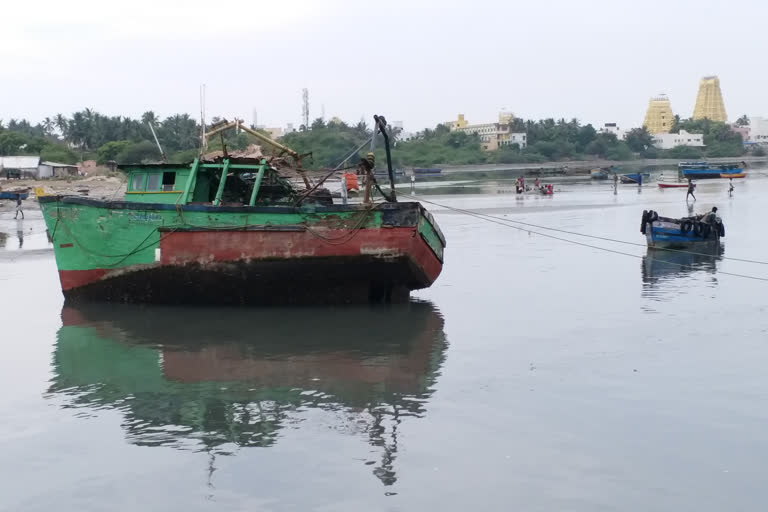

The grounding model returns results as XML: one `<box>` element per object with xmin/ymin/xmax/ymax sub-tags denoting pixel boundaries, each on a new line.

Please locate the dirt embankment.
<box><xmin>0</xmin><ymin>175</ymin><xmax>126</xmax><ymax>212</ymax></box>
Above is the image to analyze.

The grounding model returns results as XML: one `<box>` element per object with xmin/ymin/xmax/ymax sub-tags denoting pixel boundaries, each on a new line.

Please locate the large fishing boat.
<box><xmin>640</xmin><ymin>209</ymin><xmax>724</xmax><ymax>249</ymax></box>
<box><xmin>39</xmin><ymin>116</ymin><xmax>446</xmax><ymax>304</ymax></box>
<box><xmin>678</xmin><ymin>161</ymin><xmax>746</xmax><ymax>179</ymax></box>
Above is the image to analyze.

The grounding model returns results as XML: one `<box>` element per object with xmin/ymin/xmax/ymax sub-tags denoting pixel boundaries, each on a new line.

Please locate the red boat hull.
<box><xmin>59</xmin><ymin>226</ymin><xmax>442</xmax><ymax>304</ymax></box>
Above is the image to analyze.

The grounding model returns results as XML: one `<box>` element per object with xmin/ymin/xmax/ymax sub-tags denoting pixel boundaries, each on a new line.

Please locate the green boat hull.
<box><xmin>39</xmin><ymin>196</ymin><xmax>445</xmax><ymax>304</ymax></box>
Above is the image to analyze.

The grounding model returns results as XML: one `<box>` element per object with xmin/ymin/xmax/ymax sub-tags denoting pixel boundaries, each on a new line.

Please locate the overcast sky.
<box><xmin>2</xmin><ymin>0</ymin><xmax>765</xmax><ymax>132</ymax></box>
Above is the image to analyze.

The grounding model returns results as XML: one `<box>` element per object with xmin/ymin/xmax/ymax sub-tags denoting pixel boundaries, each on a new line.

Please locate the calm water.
<box><xmin>2</xmin><ymin>174</ymin><xmax>768</xmax><ymax>511</ymax></box>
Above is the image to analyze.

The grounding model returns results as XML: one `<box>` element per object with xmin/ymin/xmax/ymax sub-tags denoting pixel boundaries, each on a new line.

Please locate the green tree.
<box><xmin>115</xmin><ymin>141</ymin><xmax>161</xmax><ymax>163</ymax></box>
<box><xmin>664</xmin><ymin>145</ymin><xmax>703</xmax><ymax>159</ymax></box>
<box><xmin>0</xmin><ymin>132</ymin><xmax>30</xmax><ymax>155</ymax></box>
<box><xmin>310</xmin><ymin>118</ymin><xmax>326</xmax><ymax>130</ymax></box>
<box><xmin>624</xmin><ymin>127</ymin><xmax>654</xmax><ymax>153</ymax></box>
<box><xmin>735</xmin><ymin>114</ymin><xmax>749</xmax><ymax>126</ymax></box>
<box><xmin>97</xmin><ymin>140</ymin><xmax>133</xmax><ymax>163</ymax></box>
<box><xmin>40</xmin><ymin>144</ymin><xmax>78</xmax><ymax>164</ymax></box>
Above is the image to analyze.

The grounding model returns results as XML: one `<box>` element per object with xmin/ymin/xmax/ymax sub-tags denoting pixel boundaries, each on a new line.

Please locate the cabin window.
<box><xmin>146</xmin><ymin>173</ymin><xmax>162</xmax><ymax>191</ymax></box>
<box><xmin>131</xmin><ymin>174</ymin><xmax>144</xmax><ymax>191</ymax></box>
<box><xmin>162</xmin><ymin>172</ymin><xmax>176</xmax><ymax>191</ymax></box>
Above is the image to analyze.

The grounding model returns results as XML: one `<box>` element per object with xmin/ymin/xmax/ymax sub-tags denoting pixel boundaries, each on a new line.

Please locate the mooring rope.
<box><xmin>411</xmin><ymin>194</ymin><xmax>768</xmax><ymax>283</ymax></box>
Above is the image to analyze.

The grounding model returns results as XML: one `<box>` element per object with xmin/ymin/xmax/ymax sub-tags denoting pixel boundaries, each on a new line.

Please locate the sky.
<box><xmin>2</xmin><ymin>0</ymin><xmax>766</xmax><ymax>132</ymax></box>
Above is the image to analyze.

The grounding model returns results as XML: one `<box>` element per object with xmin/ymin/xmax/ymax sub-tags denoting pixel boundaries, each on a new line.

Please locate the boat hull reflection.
<box><xmin>48</xmin><ymin>301</ymin><xmax>448</xmax><ymax>486</ymax></box>
<box><xmin>641</xmin><ymin>246</ymin><xmax>724</xmax><ymax>299</ymax></box>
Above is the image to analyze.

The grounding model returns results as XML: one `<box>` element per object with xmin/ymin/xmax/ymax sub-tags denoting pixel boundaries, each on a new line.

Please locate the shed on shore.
<box><xmin>40</xmin><ymin>161</ymin><xmax>79</xmax><ymax>178</ymax></box>
<box><xmin>0</xmin><ymin>156</ymin><xmax>41</xmax><ymax>178</ymax></box>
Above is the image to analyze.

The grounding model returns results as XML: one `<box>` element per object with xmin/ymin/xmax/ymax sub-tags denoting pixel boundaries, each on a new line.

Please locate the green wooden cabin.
<box><xmin>121</xmin><ymin>158</ymin><xmax>298</xmax><ymax>206</ymax></box>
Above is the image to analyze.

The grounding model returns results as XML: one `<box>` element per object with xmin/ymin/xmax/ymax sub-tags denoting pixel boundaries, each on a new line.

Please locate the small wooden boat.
<box><xmin>641</xmin><ymin>209</ymin><xmax>724</xmax><ymax>249</ymax></box>
<box><xmin>590</xmin><ymin>168</ymin><xmax>609</xmax><ymax>180</ymax></box>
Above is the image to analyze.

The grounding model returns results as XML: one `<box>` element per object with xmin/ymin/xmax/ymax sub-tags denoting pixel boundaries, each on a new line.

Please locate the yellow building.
<box><xmin>449</xmin><ymin>114</ymin><xmax>469</xmax><ymax>130</ymax></box>
<box><xmin>643</xmin><ymin>95</ymin><xmax>674</xmax><ymax>135</ymax></box>
<box><xmin>448</xmin><ymin>113</ymin><xmax>526</xmax><ymax>151</ymax></box>
<box><xmin>692</xmin><ymin>76</ymin><xmax>727</xmax><ymax>122</ymax></box>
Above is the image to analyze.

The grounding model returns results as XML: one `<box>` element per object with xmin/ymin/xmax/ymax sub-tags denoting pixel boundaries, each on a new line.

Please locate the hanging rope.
<box><xmin>411</xmin><ymin>194</ymin><xmax>768</xmax><ymax>266</ymax></box>
<box><xmin>410</xmin><ymin>195</ymin><xmax>768</xmax><ymax>283</ymax></box>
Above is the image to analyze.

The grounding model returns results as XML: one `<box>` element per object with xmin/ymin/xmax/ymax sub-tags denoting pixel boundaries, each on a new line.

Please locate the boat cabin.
<box><xmin>121</xmin><ymin>158</ymin><xmax>304</xmax><ymax>206</ymax></box>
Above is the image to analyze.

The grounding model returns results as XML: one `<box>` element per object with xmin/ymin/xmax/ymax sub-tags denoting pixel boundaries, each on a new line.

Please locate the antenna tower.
<box><xmin>302</xmin><ymin>88</ymin><xmax>309</xmax><ymax>129</ymax></box>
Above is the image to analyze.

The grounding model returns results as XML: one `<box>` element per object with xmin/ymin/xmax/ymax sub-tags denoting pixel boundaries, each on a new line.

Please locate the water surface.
<box><xmin>2</xmin><ymin>175</ymin><xmax>768</xmax><ymax>511</ymax></box>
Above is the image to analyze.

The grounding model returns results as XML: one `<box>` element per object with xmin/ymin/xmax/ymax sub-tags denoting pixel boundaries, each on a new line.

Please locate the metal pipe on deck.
<box><xmin>180</xmin><ymin>158</ymin><xmax>200</xmax><ymax>204</ymax></box>
<box><xmin>249</xmin><ymin>160</ymin><xmax>267</xmax><ymax>206</ymax></box>
<box><xmin>213</xmin><ymin>159</ymin><xmax>230</xmax><ymax>205</ymax></box>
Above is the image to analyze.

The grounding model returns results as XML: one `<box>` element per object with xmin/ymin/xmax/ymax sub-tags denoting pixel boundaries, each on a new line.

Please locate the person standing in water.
<box><xmin>728</xmin><ymin>178</ymin><xmax>734</xmax><ymax>197</ymax></box>
<box><xmin>613</xmin><ymin>173</ymin><xmax>618</xmax><ymax>195</ymax></box>
<box><xmin>686</xmin><ymin>179</ymin><xmax>696</xmax><ymax>202</ymax></box>
<box><xmin>14</xmin><ymin>194</ymin><xmax>24</xmax><ymax>219</ymax></box>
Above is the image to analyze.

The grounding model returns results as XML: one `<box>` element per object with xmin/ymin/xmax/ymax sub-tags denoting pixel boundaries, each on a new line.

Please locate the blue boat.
<box><xmin>641</xmin><ymin>209</ymin><xmax>724</xmax><ymax>249</ymax></box>
<box><xmin>0</xmin><ymin>191</ymin><xmax>29</xmax><ymax>200</ymax></box>
<box><xmin>620</xmin><ymin>172</ymin><xmax>650</xmax><ymax>184</ymax></box>
<box><xmin>678</xmin><ymin>161</ymin><xmax>745</xmax><ymax>179</ymax></box>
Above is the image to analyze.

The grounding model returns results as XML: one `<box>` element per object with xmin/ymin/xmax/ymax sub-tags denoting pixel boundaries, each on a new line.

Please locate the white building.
<box><xmin>0</xmin><ymin>156</ymin><xmax>42</xmax><ymax>178</ymax></box>
<box><xmin>653</xmin><ymin>130</ymin><xmax>705</xmax><ymax>150</ymax></box>
<box><xmin>749</xmin><ymin>116</ymin><xmax>768</xmax><ymax>144</ymax></box>
<box><xmin>599</xmin><ymin>123</ymin><xmax>626</xmax><ymax>139</ymax></box>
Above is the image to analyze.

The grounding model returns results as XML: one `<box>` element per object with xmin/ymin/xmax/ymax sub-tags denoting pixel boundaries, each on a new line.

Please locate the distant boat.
<box><xmin>620</xmin><ymin>172</ymin><xmax>650</xmax><ymax>184</ymax></box>
<box><xmin>590</xmin><ymin>168</ymin><xmax>609</xmax><ymax>180</ymax></box>
<box><xmin>0</xmin><ymin>189</ymin><xmax>29</xmax><ymax>200</ymax></box>
<box><xmin>641</xmin><ymin>209</ymin><xmax>724</xmax><ymax>249</ymax></box>
<box><xmin>678</xmin><ymin>161</ymin><xmax>745</xmax><ymax>179</ymax></box>
<box><xmin>413</xmin><ymin>168</ymin><xmax>442</xmax><ymax>175</ymax></box>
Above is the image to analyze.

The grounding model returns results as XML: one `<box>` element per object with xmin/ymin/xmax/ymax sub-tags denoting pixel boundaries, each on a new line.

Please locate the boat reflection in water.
<box><xmin>641</xmin><ymin>245</ymin><xmax>724</xmax><ymax>300</ymax></box>
<box><xmin>47</xmin><ymin>300</ymin><xmax>447</xmax><ymax>487</ymax></box>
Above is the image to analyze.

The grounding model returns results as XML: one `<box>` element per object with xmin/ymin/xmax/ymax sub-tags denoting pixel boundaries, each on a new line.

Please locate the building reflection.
<box><xmin>47</xmin><ymin>300</ymin><xmax>447</xmax><ymax>487</ymax></box>
<box><xmin>641</xmin><ymin>245</ymin><xmax>723</xmax><ymax>299</ymax></box>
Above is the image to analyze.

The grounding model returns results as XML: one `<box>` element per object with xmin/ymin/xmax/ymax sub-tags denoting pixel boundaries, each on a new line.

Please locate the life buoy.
<box><xmin>680</xmin><ymin>220</ymin><xmax>693</xmax><ymax>234</ymax></box>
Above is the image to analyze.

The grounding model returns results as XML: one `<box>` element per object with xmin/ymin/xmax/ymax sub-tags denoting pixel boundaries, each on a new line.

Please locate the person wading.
<box><xmin>686</xmin><ymin>179</ymin><xmax>696</xmax><ymax>202</ymax></box>
<box><xmin>14</xmin><ymin>194</ymin><xmax>24</xmax><ymax>219</ymax></box>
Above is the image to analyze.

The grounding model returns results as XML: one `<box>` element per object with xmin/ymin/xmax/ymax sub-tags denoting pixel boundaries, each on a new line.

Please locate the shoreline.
<box><xmin>437</xmin><ymin>156</ymin><xmax>768</xmax><ymax>175</ymax></box>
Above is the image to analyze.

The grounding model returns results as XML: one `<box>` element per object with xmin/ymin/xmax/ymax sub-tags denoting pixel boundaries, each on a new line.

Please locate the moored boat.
<box><xmin>620</xmin><ymin>172</ymin><xmax>650</xmax><ymax>184</ymax></box>
<box><xmin>640</xmin><ymin>208</ymin><xmax>724</xmax><ymax>249</ymax></box>
<box><xmin>0</xmin><ymin>189</ymin><xmax>30</xmax><ymax>200</ymax></box>
<box><xmin>39</xmin><ymin>116</ymin><xmax>446</xmax><ymax>305</ymax></box>
<box><xmin>590</xmin><ymin>168</ymin><xmax>609</xmax><ymax>180</ymax></box>
<box><xmin>678</xmin><ymin>161</ymin><xmax>746</xmax><ymax>179</ymax></box>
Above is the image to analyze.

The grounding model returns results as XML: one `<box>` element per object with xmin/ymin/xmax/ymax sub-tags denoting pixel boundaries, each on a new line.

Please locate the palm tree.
<box><xmin>42</xmin><ymin>117</ymin><xmax>54</xmax><ymax>137</ymax></box>
<box><xmin>55</xmin><ymin>114</ymin><xmax>68</xmax><ymax>140</ymax></box>
<box><xmin>141</xmin><ymin>111</ymin><xmax>158</xmax><ymax>125</ymax></box>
